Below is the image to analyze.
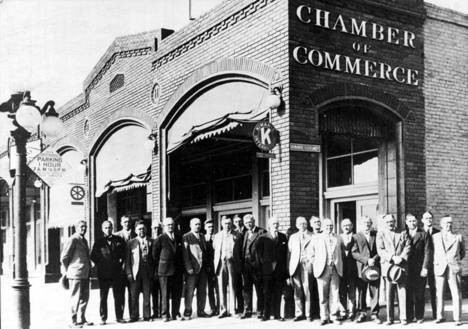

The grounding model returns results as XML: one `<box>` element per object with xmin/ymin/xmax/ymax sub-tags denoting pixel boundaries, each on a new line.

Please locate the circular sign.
<box><xmin>151</xmin><ymin>82</ymin><xmax>161</xmax><ymax>105</ymax></box>
<box><xmin>252</xmin><ymin>121</ymin><xmax>279</xmax><ymax>152</ymax></box>
<box><xmin>70</xmin><ymin>185</ymin><xmax>85</xmax><ymax>201</ymax></box>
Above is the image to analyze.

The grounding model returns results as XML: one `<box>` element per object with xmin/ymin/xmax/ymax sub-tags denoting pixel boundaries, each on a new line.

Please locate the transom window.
<box><xmin>326</xmin><ymin>135</ymin><xmax>379</xmax><ymax>188</ymax></box>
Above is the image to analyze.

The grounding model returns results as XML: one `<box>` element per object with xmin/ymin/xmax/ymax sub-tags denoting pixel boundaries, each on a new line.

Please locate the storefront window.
<box><xmin>326</xmin><ymin>136</ymin><xmax>379</xmax><ymax>188</ymax></box>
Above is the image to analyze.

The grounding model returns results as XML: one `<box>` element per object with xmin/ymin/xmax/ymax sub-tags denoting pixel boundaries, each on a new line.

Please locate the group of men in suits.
<box><xmin>61</xmin><ymin>211</ymin><xmax>465</xmax><ymax>327</ymax></box>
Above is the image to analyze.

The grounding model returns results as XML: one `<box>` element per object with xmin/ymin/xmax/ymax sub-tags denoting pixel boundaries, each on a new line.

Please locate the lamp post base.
<box><xmin>11</xmin><ymin>278</ymin><xmax>31</xmax><ymax>329</ymax></box>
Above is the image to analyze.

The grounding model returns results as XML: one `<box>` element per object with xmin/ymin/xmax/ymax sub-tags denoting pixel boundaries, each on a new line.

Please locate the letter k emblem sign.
<box><xmin>260</xmin><ymin>127</ymin><xmax>271</xmax><ymax>145</ymax></box>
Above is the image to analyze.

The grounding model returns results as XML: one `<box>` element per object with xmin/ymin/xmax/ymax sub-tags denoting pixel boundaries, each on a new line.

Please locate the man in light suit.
<box><xmin>339</xmin><ymin>219</ymin><xmax>357</xmax><ymax>320</ymax></box>
<box><xmin>213</xmin><ymin>216</ymin><xmax>240</xmax><ymax>317</ymax></box>
<box><xmin>422</xmin><ymin>211</ymin><xmax>439</xmax><ymax>319</ymax></box>
<box><xmin>238</xmin><ymin>214</ymin><xmax>266</xmax><ymax>319</ymax></box>
<box><xmin>256</xmin><ymin>216</ymin><xmax>288</xmax><ymax>321</ymax></box>
<box><xmin>152</xmin><ymin>217</ymin><xmax>184</xmax><ymax>322</ymax></box>
<box><xmin>405</xmin><ymin>214</ymin><xmax>432</xmax><ymax>324</ymax></box>
<box><xmin>310</xmin><ymin>218</ymin><xmax>343</xmax><ymax>325</ymax></box>
<box><xmin>61</xmin><ymin>220</ymin><xmax>92</xmax><ymax>328</ymax></box>
<box><xmin>377</xmin><ymin>214</ymin><xmax>411</xmax><ymax>325</ymax></box>
<box><xmin>288</xmin><ymin>216</ymin><xmax>313</xmax><ymax>321</ymax></box>
<box><xmin>182</xmin><ymin>217</ymin><xmax>210</xmax><ymax>319</ymax></box>
<box><xmin>433</xmin><ymin>215</ymin><xmax>465</xmax><ymax>326</ymax></box>
<box><xmin>125</xmin><ymin>221</ymin><xmax>154</xmax><ymax>322</ymax></box>
<box><xmin>352</xmin><ymin>216</ymin><xmax>381</xmax><ymax>323</ymax></box>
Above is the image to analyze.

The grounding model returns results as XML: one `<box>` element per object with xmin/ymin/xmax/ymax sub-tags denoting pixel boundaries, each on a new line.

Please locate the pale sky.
<box><xmin>0</xmin><ymin>0</ymin><xmax>467</xmax><ymax>150</ymax></box>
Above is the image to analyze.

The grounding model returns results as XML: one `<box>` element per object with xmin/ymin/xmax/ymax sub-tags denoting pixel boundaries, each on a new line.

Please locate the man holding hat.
<box><xmin>351</xmin><ymin>216</ymin><xmax>381</xmax><ymax>323</ymax></box>
<box><xmin>376</xmin><ymin>214</ymin><xmax>411</xmax><ymax>325</ymax></box>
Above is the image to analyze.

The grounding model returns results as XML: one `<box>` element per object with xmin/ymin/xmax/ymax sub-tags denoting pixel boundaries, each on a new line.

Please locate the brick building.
<box><xmin>1</xmin><ymin>0</ymin><xmax>466</xmax><ymax>281</ymax></box>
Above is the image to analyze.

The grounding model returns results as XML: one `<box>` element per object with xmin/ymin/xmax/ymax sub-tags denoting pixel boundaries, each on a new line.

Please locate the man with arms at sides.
<box><xmin>115</xmin><ymin>215</ymin><xmax>136</xmax><ymax>317</ymax></box>
<box><xmin>204</xmin><ymin>219</ymin><xmax>219</xmax><ymax>316</ymax></box>
<box><xmin>152</xmin><ymin>217</ymin><xmax>184</xmax><ymax>322</ymax></box>
<box><xmin>351</xmin><ymin>216</ymin><xmax>381</xmax><ymax>323</ymax></box>
<box><xmin>90</xmin><ymin>220</ymin><xmax>126</xmax><ymax>325</ymax></box>
<box><xmin>405</xmin><ymin>214</ymin><xmax>432</xmax><ymax>324</ymax></box>
<box><xmin>377</xmin><ymin>214</ymin><xmax>411</xmax><ymax>325</ymax></box>
<box><xmin>421</xmin><ymin>211</ymin><xmax>439</xmax><ymax>319</ymax></box>
<box><xmin>182</xmin><ymin>217</ymin><xmax>210</xmax><ymax>319</ymax></box>
<box><xmin>213</xmin><ymin>216</ymin><xmax>240</xmax><ymax>317</ymax></box>
<box><xmin>338</xmin><ymin>218</ymin><xmax>357</xmax><ymax>321</ymax></box>
<box><xmin>61</xmin><ymin>220</ymin><xmax>93</xmax><ymax>328</ymax></box>
<box><xmin>125</xmin><ymin>221</ymin><xmax>154</xmax><ymax>322</ymax></box>
<box><xmin>232</xmin><ymin>214</ymin><xmax>245</xmax><ymax>314</ymax></box>
<box><xmin>287</xmin><ymin>216</ymin><xmax>314</xmax><ymax>321</ymax></box>
<box><xmin>433</xmin><ymin>215</ymin><xmax>465</xmax><ymax>326</ymax></box>
<box><xmin>238</xmin><ymin>214</ymin><xmax>266</xmax><ymax>319</ymax></box>
<box><xmin>310</xmin><ymin>218</ymin><xmax>343</xmax><ymax>325</ymax></box>
<box><xmin>309</xmin><ymin>215</ymin><xmax>322</xmax><ymax>319</ymax></box>
<box><xmin>256</xmin><ymin>216</ymin><xmax>288</xmax><ymax>321</ymax></box>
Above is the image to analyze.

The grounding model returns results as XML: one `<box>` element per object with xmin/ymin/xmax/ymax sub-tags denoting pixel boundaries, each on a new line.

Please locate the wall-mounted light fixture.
<box><xmin>265</xmin><ymin>86</ymin><xmax>284</xmax><ymax>113</ymax></box>
<box><xmin>144</xmin><ymin>132</ymin><xmax>158</xmax><ymax>155</ymax></box>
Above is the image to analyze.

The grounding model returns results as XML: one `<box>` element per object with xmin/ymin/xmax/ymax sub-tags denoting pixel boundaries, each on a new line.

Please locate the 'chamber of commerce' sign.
<box><xmin>252</xmin><ymin>121</ymin><xmax>279</xmax><ymax>152</ymax></box>
<box><xmin>28</xmin><ymin>150</ymin><xmax>70</xmax><ymax>186</ymax></box>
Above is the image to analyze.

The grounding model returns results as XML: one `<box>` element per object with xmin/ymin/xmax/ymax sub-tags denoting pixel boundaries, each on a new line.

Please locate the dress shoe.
<box><xmin>69</xmin><ymin>324</ymin><xmax>83</xmax><ymax>328</ymax></box>
<box><xmin>79</xmin><ymin>321</ymin><xmax>94</xmax><ymax>326</ymax></box>
<box><xmin>435</xmin><ymin>318</ymin><xmax>446</xmax><ymax>324</ymax></box>
<box><xmin>218</xmin><ymin>312</ymin><xmax>229</xmax><ymax>319</ymax></box>
<box><xmin>320</xmin><ymin>320</ymin><xmax>328</xmax><ymax>326</ymax></box>
<box><xmin>356</xmin><ymin>314</ymin><xmax>366</xmax><ymax>323</ymax></box>
<box><xmin>116</xmin><ymin>319</ymin><xmax>126</xmax><ymax>324</ymax></box>
<box><xmin>143</xmin><ymin>317</ymin><xmax>153</xmax><ymax>322</ymax></box>
<box><xmin>261</xmin><ymin>316</ymin><xmax>268</xmax><ymax>321</ymax></box>
<box><xmin>385</xmin><ymin>320</ymin><xmax>394</xmax><ymax>325</ymax></box>
<box><xmin>455</xmin><ymin>321</ymin><xmax>463</xmax><ymax>326</ymax></box>
<box><xmin>99</xmin><ymin>320</ymin><xmax>106</xmax><ymax>325</ymax></box>
<box><xmin>401</xmin><ymin>320</ymin><xmax>408</xmax><ymax>325</ymax></box>
<box><xmin>371</xmin><ymin>316</ymin><xmax>382</xmax><ymax>324</ymax></box>
<box><xmin>198</xmin><ymin>311</ymin><xmax>211</xmax><ymax>318</ymax></box>
<box><xmin>274</xmin><ymin>316</ymin><xmax>284</xmax><ymax>321</ymax></box>
<box><xmin>163</xmin><ymin>317</ymin><xmax>170</xmax><ymax>322</ymax></box>
<box><xmin>294</xmin><ymin>315</ymin><xmax>306</xmax><ymax>321</ymax></box>
<box><xmin>417</xmin><ymin>319</ymin><xmax>424</xmax><ymax>324</ymax></box>
<box><xmin>257</xmin><ymin>312</ymin><xmax>264</xmax><ymax>319</ymax></box>
<box><xmin>127</xmin><ymin>318</ymin><xmax>138</xmax><ymax>323</ymax></box>
<box><xmin>240</xmin><ymin>312</ymin><xmax>252</xmax><ymax>319</ymax></box>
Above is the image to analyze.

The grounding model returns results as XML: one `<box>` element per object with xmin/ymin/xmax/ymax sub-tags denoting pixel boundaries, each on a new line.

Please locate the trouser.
<box><xmin>316</xmin><ymin>265</ymin><xmax>340</xmax><ymax>321</ymax></box>
<box><xmin>129</xmin><ymin>272</ymin><xmax>152</xmax><ymax>320</ymax></box>
<box><xmin>242</xmin><ymin>265</ymin><xmax>263</xmax><ymax>314</ymax></box>
<box><xmin>123</xmin><ymin>276</ymin><xmax>132</xmax><ymax>318</ymax></box>
<box><xmin>436</xmin><ymin>268</ymin><xmax>462</xmax><ymax>322</ymax></box>
<box><xmin>292</xmin><ymin>262</ymin><xmax>311</xmax><ymax>318</ymax></box>
<box><xmin>384</xmin><ymin>277</ymin><xmax>406</xmax><ymax>322</ymax></box>
<box><xmin>217</xmin><ymin>259</ymin><xmax>236</xmax><ymax>314</ymax></box>
<box><xmin>262</xmin><ymin>273</ymin><xmax>285</xmax><ymax>319</ymax></box>
<box><xmin>234</xmin><ymin>271</ymin><xmax>244</xmax><ymax>313</ymax></box>
<box><xmin>159</xmin><ymin>273</ymin><xmax>183</xmax><ymax>319</ymax></box>
<box><xmin>184</xmin><ymin>268</ymin><xmax>208</xmax><ymax>316</ymax></box>
<box><xmin>310</xmin><ymin>274</ymin><xmax>320</xmax><ymax>317</ymax></box>
<box><xmin>207</xmin><ymin>272</ymin><xmax>219</xmax><ymax>313</ymax></box>
<box><xmin>356</xmin><ymin>277</ymin><xmax>380</xmax><ymax>316</ymax></box>
<box><xmin>406</xmin><ymin>272</ymin><xmax>426</xmax><ymax>320</ymax></box>
<box><xmin>151</xmin><ymin>278</ymin><xmax>160</xmax><ymax>318</ymax></box>
<box><xmin>98</xmin><ymin>277</ymin><xmax>125</xmax><ymax>321</ymax></box>
<box><xmin>69</xmin><ymin>278</ymin><xmax>90</xmax><ymax>324</ymax></box>
<box><xmin>427</xmin><ymin>270</ymin><xmax>437</xmax><ymax>319</ymax></box>
<box><xmin>339</xmin><ymin>274</ymin><xmax>356</xmax><ymax>316</ymax></box>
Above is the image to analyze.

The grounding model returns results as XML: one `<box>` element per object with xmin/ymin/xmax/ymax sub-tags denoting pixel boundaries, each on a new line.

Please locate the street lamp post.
<box><xmin>0</xmin><ymin>91</ymin><xmax>63</xmax><ymax>329</ymax></box>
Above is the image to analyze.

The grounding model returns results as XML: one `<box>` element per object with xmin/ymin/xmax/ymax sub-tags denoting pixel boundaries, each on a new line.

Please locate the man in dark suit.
<box><xmin>125</xmin><ymin>221</ymin><xmax>154</xmax><ymax>322</ymax></box>
<box><xmin>339</xmin><ymin>218</ymin><xmax>357</xmax><ymax>320</ymax></box>
<box><xmin>204</xmin><ymin>219</ymin><xmax>218</xmax><ymax>316</ymax></box>
<box><xmin>256</xmin><ymin>217</ymin><xmax>288</xmax><ymax>321</ymax></box>
<box><xmin>309</xmin><ymin>216</ymin><xmax>321</xmax><ymax>319</ymax></box>
<box><xmin>352</xmin><ymin>216</ymin><xmax>381</xmax><ymax>323</ymax></box>
<box><xmin>421</xmin><ymin>211</ymin><xmax>439</xmax><ymax>319</ymax></box>
<box><xmin>152</xmin><ymin>217</ymin><xmax>184</xmax><ymax>322</ymax></box>
<box><xmin>405</xmin><ymin>214</ymin><xmax>432</xmax><ymax>323</ymax></box>
<box><xmin>182</xmin><ymin>217</ymin><xmax>210</xmax><ymax>319</ymax></box>
<box><xmin>232</xmin><ymin>214</ymin><xmax>245</xmax><ymax>314</ymax></box>
<box><xmin>90</xmin><ymin>220</ymin><xmax>126</xmax><ymax>324</ymax></box>
<box><xmin>238</xmin><ymin>214</ymin><xmax>266</xmax><ymax>319</ymax></box>
<box><xmin>377</xmin><ymin>214</ymin><xmax>411</xmax><ymax>325</ymax></box>
<box><xmin>115</xmin><ymin>215</ymin><xmax>136</xmax><ymax>318</ymax></box>
<box><xmin>61</xmin><ymin>220</ymin><xmax>93</xmax><ymax>328</ymax></box>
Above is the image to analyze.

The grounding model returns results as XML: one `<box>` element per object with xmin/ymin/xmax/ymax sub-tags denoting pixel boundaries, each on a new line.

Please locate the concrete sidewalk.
<box><xmin>1</xmin><ymin>277</ymin><xmax>468</xmax><ymax>329</ymax></box>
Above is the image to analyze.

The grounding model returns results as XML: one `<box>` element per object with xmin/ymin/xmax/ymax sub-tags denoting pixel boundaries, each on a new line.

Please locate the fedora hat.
<box><xmin>387</xmin><ymin>264</ymin><xmax>407</xmax><ymax>284</ymax></box>
<box><xmin>362</xmin><ymin>265</ymin><xmax>380</xmax><ymax>282</ymax></box>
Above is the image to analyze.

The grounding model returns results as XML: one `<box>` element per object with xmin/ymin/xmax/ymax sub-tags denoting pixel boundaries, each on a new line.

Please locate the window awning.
<box><xmin>95</xmin><ymin>166</ymin><xmax>151</xmax><ymax>197</ymax></box>
<box><xmin>168</xmin><ymin>109</ymin><xmax>268</xmax><ymax>153</ymax></box>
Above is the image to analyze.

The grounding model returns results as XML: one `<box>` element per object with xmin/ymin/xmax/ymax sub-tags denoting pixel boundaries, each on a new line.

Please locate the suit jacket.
<box><xmin>433</xmin><ymin>231</ymin><xmax>465</xmax><ymax>276</ymax></box>
<box><xmin>239</xmin><ymin>226</ymin><xmax>266</xmax><ymax>270</ymax></box>
<box><xmin>287</xmin><ymin>230</ymin><xmax>313</xmax><ymax>276</ymax></box>
<box><xmin>125</xmin><ymin>237</ymin><xmax>154</xmax><ymax>280</ymax></box>
<box><xmin>90</xmin><ymin>234</ymin><xmax>126</xmax><ymax>280</ymax></box>
<box><xmin>352</xmin><ymin>230</ymin><xmax>380</xmax><ymax>278</ymax></box>
<box><xmin>311</xmin><ymin>233</ymin><xmax>343</xmax><ymax>278</ymax></box>
<box><xmin>152</xmin><ymin>232</ymin><xmax>184</xmax><ymax>277</ymax></box>
<box><xmin>376</xmin><ymin>229</ymin><xmax>411</xmax><ymax>277</ymax></box>
<box><xmin>406</xmin><ymin>229</ymin><xmax>432</xmax><ymax>276</ymax></box>
<box><xmin>424</xmin><ymin>227</ymin><xmax>439</xmax><ymax>272</ymax></box>
<box><xmin>61</xmin><ymin>233</ymin><xmax>91</xmax><ymax>279</ymax></box>
<box><xmin>205</xmin><ymin>234</ymin><xmax>216</xmax><ymax>276</ymax></box>
<box><xmin>115</xmin><ymin>229</ymin><xmax>136</xmax><ymax>242</ymax></box>
<box><xmin>339</xmin><ymin>233</ymin><xmax>357</xmax><ymax>278</ymax></box>
<box><xmin>256</xmin><ymin>231</ymin><xmax>288</xmax><ymax>279</ymax></box>
<box><xmin>182</xmin><ymin>231</ymin><xmax>207</xmax><ymax>274</ymax></box>
<box><xmin>213</xmin><ymin>230</ymin><xmax>240</xmax><ymax>274</ymax></box>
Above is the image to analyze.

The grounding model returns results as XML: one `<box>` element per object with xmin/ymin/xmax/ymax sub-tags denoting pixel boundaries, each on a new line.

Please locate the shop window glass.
<box><xmin>326</xmin><ymin>135</ymin><xmax>351</xmax><ymax>157</ymax></box>
<box><xmin>353</xmin><ymin>151</ymin><xmax>378</xmax><ymax>184</ymax></box>
<box><xmin>327</xmin><ymin>156</ymin><xmax>352</xmax><ymax>187</ymax></box>
<box><xmin>353</xmin><ymin>137</ymin><xmax>379</xmax><ymax>153</ymax></box>
<box><xmin>233</xmin><ymin>175</ymin><xmax>252</xmax><ymax>200</ymax></box>
<box><xmin>215</xmin><ymin>180</ymin><xmax>233</xmax><ymax>203</ymax></box>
